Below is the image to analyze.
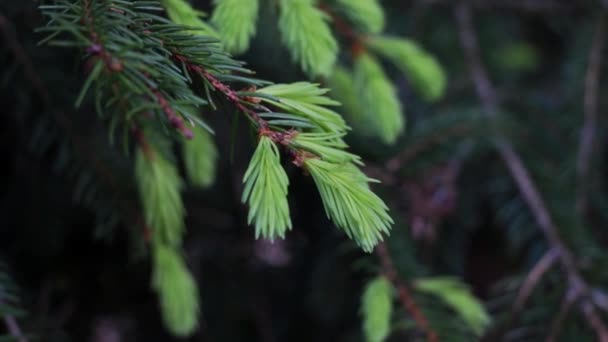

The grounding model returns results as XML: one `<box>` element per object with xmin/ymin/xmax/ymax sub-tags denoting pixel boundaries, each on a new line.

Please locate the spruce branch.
<box><xmin>171</xmin><ymin>34</ymin><xmax>392</xmax><ymax>249</ymax></box>
<box><xmin>3</xmin><ymin>9</ymin><xmax>152</xmax><ymax>241</ymax></box>
<box><xmin>454</xmin><ymin>3</ymin><xmax>608</xmax><ymax>340</ymax></box>
<box><xmin>242</xmin><ymin>136</ymin><xmax>292</xmax><ymax>240</ymax></box>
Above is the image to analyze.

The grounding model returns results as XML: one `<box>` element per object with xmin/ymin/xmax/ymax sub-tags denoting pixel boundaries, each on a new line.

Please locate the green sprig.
<box><xmin>361</xmin><ymin>276</ymin><xmax>394</xmax><ymax>342</ymax></box>
<box><xmin>152</xmin><ymin>244</ymin><xmax>200</xmax><ymax>337</ymax></box>
<box><xmin>278</xmin><ymin>0</ymin><xmax>338</xmax><ymax>77</ymax></box>
<box><xmin>354</xmin><ymin>52</ymin><xmax>404</xmax><ymax>144</ymax></box>
<box><xmin>211</xmin><ymin>0</ymin><xmax>259</xmax><ymax>54</ymax></box>
<box><xmin>136</xmin><ymin>145</ymin><xmax>185</xmax><ymax>247</ymax></box>
<box><xmin>257</xmin><ymin>82</ymin><xmax>348</xmax><ymax>133</ymax></box>
<box><xmin>366</xmin><ymin>36</ymin><xmax>446</xmax><ymax>102</ymax></box>
<box><xmin>305</xmin><ymin>158</ymin><xmax>392</xmax><ymax>252</ymax></box>
<box><xmin>183</xmin><ymin>126</ymin><xmax>218</xmax><ymax>188</ymax></box>
<box><xmin>242</xmin><ymin>136</ymin><xmax>292</xmax><ymax>240</ymax></box>
<box><xmin>335</xmin><ymin>0</ymin><xmax>385</xmax><ymax>34</ymax></box>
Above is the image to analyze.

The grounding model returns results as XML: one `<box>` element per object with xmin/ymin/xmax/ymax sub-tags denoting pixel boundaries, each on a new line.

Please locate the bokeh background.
<box><xmin>3</xmin><ymin>0</ymin><xmax>608</xmax><ymax>341</ymax></box>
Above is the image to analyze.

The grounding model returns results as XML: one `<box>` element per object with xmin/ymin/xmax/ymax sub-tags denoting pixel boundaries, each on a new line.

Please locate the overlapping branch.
<box><xmin>454</xmin><ymin>3</ymin><xmax>608</xmax><ymax>340</ymax></box>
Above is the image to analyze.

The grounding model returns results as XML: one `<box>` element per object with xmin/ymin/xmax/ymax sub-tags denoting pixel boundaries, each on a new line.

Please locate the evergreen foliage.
<box><xmin>210</xmin><ymin>0</ymin><xmax>259</xmax><ymax>54</ymax></box>
<box><xmin>136</xmin><ymin>144</ymin><xmax>185</xmax><ymax>247</ymax></box>
<box><xmin>361</xmin><ymin>276</ymin><xmax>393</xmax><ymax>342</ymax></box>
<box><xmin>354</xmin><ymin>52</ymin><xmax>404</xmax><ymax>144</ymax></box>
<box><xmin>366</xmin><ymin>36</ymin><xmax>446</xmax><ymax>102</ymax></box>
<box><xmin>256</xmin><ymin>82</ymin><xmax>348</xmax><ymax>133</ymax></box>
<box><xmin>162</xmin><ymin>0</ymin><xmax>219</xmax><ymax>37</ymax></box>
<box><xmin>333</xmin><ymin>0</ymin><xmax>385</xmax><ymax>34</ymax></box>
<box><xmin>414</xmin><ymin>277</ymin><xmax>491</xmax><ymax>337</ymax></box>
<box><xmin>242</xmin><ymin>136</ymin><xmax>292</xmax><ymax>240</ymax></box>
<box><xmin>4</xmin><ymin>0</ymin><xmax>608</xmax><ymax>341</ymax></box>
<box><xmin>183</xmin><ymin>126</ymin><xmax>218</xmax><ymax>188</ymax></box>
<box><xmin>151</xmin><ymin>244</ymin><xmax>200</xmax><ymax>336</ymax></box>
<box><xmin>306</xmin><ymin>159</ymin><xmax>392</xmax><ymax>252</ymax></box>
<box><xmin>278</xmin><ymin>0</ymin><xmax>338</xmax><ymax>77</ymax></box>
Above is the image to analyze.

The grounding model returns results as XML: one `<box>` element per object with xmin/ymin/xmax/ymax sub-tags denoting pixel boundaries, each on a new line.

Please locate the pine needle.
<box><xmin>354</xmin><ymin>52</ymin><xmax>404</xmax><ymax>144</ymax></box>
<box><xmin>361</xmin><ymin>276</ymin><xmax>394</xmax><ymax>342</ymax></box>
<box><xmin>278</xmin><ymin>0</ymin><xmax>338</xmax><ymax>77</ymax></box>
<box><xmin>211</xmin><ymin>0</ymin><xmax>259</xmax><ymax>54</ymax></box>
<box><xmin>367</xmin><ymin>36</ymin><xmax>446</xmax><ymax>102</ymax></box>
<box><xmin>242</xmin><ymin>136</ymin><xmax>292</xmax><ymax>240</ymax></box>
<box><xmin>305</xmin><ymin>159</ymin><xmax>392</xmax><ymax>252</ymax></box>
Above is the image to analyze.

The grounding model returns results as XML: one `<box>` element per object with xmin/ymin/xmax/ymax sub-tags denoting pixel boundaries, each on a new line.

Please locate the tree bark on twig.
<box><xmin>576</xmin><ymin>13</ymin><xmax>606</xmax><ymax>216</ymax></box>
<box><xmin>376</xmin><ymin>243</ymin><xmax>439</xmax><ymax>342</ymax></box>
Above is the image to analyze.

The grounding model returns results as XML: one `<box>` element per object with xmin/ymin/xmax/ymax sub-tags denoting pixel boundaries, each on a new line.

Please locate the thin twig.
<box><xmin>2</xmin><ymin>314</ymin><xmax>27</xmax><ymax>342</ymax></box>
<box><xmin>546</xmin><ymin>290</ymin><xmax>576</xmax><ymax>342</ymax></box>
<box><xmin>512</xmin><ymin>248</ymin><xmax>559</xmax><ymax>313</ymax></box>
<box><xmin>454</xmin><ymin>3</ymin><xmax>608</xmax><ymax>341</ymax></box>
<box><xmin>376</xmin><ymin>243</ymin><xmax>439</xmax><ymax>342</ymax></box>
<box><xmin>576</xmin><ymin>13</ymin><xmax>606</xmax><ymax>215</ymax></box>
<box><xmin>0</xmin><ymin>297</ymin><xmax>27</xmax><ymax>342</ymax></box>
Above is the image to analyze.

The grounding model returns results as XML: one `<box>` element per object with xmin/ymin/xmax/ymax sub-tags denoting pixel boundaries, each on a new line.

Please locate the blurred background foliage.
<box><xmin>2</xmin><ymin>0</ymin><xmax>608</xmax><ymax>341</ymax></box>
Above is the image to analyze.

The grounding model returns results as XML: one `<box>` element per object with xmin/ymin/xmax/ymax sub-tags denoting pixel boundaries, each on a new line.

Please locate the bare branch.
<box><xmin>546</xmin><ymin>290</ymin><xmax>577</xmax><ymax>342</ymax></box>
<box><xmin>513</xmin><ymin>248</ymin><xmax>559</xmax><ymax>313</ymax></box>
<box><xmin>454</xmin><ymin>3</ymin><xmax>608</xmax><ymax>340</ymax></box>
<box><xmin>0</xmin><ymin>298</ymin><xmax>27</xmax><ymax>342</ymax></box>
<box><xmin>576</xmin><ymin>13</ymin><xmax>607</xmax><ymax>215</ymax></box>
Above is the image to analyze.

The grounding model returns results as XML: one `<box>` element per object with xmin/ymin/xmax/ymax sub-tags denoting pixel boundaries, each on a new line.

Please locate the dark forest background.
<box><xmin>3</xmin><ymin>0</ymin><xmax>608</xmax><ymax>341</ymax></box>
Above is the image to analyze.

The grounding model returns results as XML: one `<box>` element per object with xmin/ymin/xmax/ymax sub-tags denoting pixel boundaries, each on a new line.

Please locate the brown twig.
<box><xmin>512</xmin><ymin>248</ymin><xmax>559</xmax><ymax>313</ymax></box>
<box><xmin>376</xmin><ymin>243</ymin><xmax>439</xmax><ymax>342</ymax></box>
<box><xmin>454</xmin><ymin>3</ymin><xmax>608</xmax><ymax>341</ymax></box>
<box><xmin>1</xmin><ymin>297</ymin><xmax>27</xmax><ymax>342</ymax></box>
<box><xmin>2</xmin><ymin>313</ymin><xmax>27</xmax><ymax>342</ymax></box>
<box><xmin>546</xmin><ymin>290</ymin><xmax>576</xmax><ymax>342</ymax></box>
<box><xmin>82</xmin><ymin>0</ymin><xmax>123</xmax><ymax>72</ymax></box>
<box><xmin>318</xmin><ymin>4</ymin><xmax>365</xmax><ymax>56</ymax></box>
<box><xmin>576</xmin><ymin>13</ymin><xmax>606</xmax><ymax>216</ymax></box>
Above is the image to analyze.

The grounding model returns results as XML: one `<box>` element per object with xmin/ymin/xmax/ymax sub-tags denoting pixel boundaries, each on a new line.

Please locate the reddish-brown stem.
<box><xmin>318</xmin><ymin>4</ymin><xmax>367</xmax><ymax>57</ymax></box>
<box><xmin>152</xmin><ymin>89</ymin><xmax>193</xmax><ymax>139</ymax></box>
<box><xmin>81</xmin><ymin>3</ymin><xmax>190</xmax><ymax>139</ymax></box>
<box><xmin>82</xmin><ymin>0</ymin><xmax>123</xmax><ymax>72</ymax></box>
<box><xmin>173</xmin><ymin>54</ymin><xmax>300</xmax><ymax>147</ymax></box>
<box><xmin>376</xmin><ymin>243</ymin><xmax>439</xmax><ymax>342</ymax></box>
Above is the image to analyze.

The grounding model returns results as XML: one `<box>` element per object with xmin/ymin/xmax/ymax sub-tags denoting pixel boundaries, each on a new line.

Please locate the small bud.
<box><xmin>109</xmin><ymin>59</ymin><xmax>123</xmax><ymax>72</ymax></box>
<box><xmin>87</xmin><ymin>44</ymin><xmax>102</xmax><ymax>55</ymax></box>
<box><xmin>182</xmin><ymin>128</ymin><xmax>194</xmax><ymax>140</ymax></box>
